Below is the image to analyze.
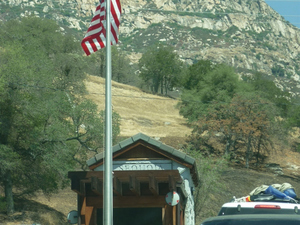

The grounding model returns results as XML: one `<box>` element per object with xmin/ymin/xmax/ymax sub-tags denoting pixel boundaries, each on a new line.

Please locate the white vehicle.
<box><xmin>218</xmin><ymin>184</ymin><xmax>299</xmax><ymax>216</ymax></box>
<box><xmin>201</xmin><ymin>198</ymin><xmax>300</xmax><ymax>225</ymax></box>
<box><xmin>218</xmin><ymin>200</ymin><xmax>300</xmax><ymax>215</ymax></box>
<box><xmin>200</xmin><ymin>183</ymin><xmax>300</xmax><ymax>225</ymax></box>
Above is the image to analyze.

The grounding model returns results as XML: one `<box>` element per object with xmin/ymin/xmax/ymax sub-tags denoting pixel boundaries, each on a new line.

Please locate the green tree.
<box><xmin>138</xmin><ymin>44</ymin><xmax>183</xmax><ymax>95</ymax></box>
<box><xmin>0</xmin><ymin>17</ymin><xmax>120</xmax><ymax>215</ymax></box>
<box><xmin>244</xmin><ymin>72</ymin><xmax>291</xmax><ymax>118</ymax></box>
<box><xmin>84</xmin><ymin>46</ymin><xmax>137</xmax><ymax>85</ymax></box>
<box><xmin>179</xmin><ymin>63</ymin><xmax>242</xmax><ymax>122</ymax></box>
<box><xmin>112</xmin><ymin>48</ymin><xmax>137</xmax><ymax>84</ymax></box>
<box><xmin>286</xmin><ymin>103</ymin><xmax>300</xmax><ymax>152</ymax></box>
<box><xmin>181</xmin><ymin>60</ymin><xmax>214</xmax><ymax>90</ymax></box>
<box><xmin>271</xmin><ymin>65</ymin><xmax>285</xmax><ymax>77</ymax></box>
<box><xmin>286</xmin><ymin>104</ymin><xmax>300</xmax><ymax>128</ymax></box>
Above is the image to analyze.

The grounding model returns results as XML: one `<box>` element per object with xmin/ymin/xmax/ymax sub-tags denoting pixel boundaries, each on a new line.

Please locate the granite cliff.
<box><xmin>1</xmin><ymin>0</ymin><xmax>300</xmax><ymax>95</ymax></box>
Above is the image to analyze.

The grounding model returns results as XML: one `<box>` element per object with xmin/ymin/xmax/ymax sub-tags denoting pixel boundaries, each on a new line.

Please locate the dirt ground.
<box><xmin>1</xmin><ymin>75</ymin><xmax>300</xmax><ymax>224</ymax></box>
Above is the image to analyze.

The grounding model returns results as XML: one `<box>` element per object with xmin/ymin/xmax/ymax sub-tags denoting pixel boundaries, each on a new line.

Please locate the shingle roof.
<box><xmin>86</xmin><ymin>132</ymin><xmax>199</xmax><ymax>186</ymax></box>
<box><xmin>87</xmin><ymin>133</ymin><xmax>193</xmax><ymax>166</ymax></box>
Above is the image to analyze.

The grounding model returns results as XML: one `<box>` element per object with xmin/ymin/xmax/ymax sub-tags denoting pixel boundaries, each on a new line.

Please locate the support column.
<box><xmin>176</xmin><ymin>201</ymin><xmax>180</xmax><ymax>225</ymax></box>
<box><xmin>163</xmin><ymin>205</ymin><xmax>173</xmax><ymax>225</ymax></box>
<box><xmin>81</xmin><ymin>197</ymin><xmax>96</xmax><ymax>225</ymax></box>
<box><xmin>173</xmin><ymin>205</ymin><xmax>176</xmax><ymax>225</ymax></box>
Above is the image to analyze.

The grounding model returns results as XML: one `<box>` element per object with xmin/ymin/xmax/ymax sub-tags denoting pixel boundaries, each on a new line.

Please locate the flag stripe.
<box><xmin>110</xmin><ymin>0</ymin><xmax>120</xmax><ymax>45</ymax></box>
<box><xmin>112</xmin><ymin>0</ymin><xmax>121</xmax><ymax>26</ymax></box>
<box><xmin>81</xmin><ymin>0</ymin><xmax>121</xmax><ymax>56</ymax></box>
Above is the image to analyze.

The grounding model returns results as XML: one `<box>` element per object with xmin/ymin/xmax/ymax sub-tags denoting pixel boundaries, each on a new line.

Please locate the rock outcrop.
<box><xmin>1</xmin><ymin>0</ymin><xmax>300</xmax><ymax>94</ymax></box>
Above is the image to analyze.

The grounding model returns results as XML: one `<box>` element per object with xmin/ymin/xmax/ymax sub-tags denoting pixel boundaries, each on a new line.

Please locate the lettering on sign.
<box><xmin>114</xmin><ymin>161</ymin><xmax>172</xmax><ymax>171</ymax></box>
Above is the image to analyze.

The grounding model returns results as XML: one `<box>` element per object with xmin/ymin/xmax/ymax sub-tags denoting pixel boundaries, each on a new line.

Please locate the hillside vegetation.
<box><xmin>2</xmin><ymin>75</ymin><xmax>300</xmax><ymax>224</ymax></box>
<box><xmin>1</xmin><ymin>0</ymin><xmax>300</xmax><ymax>223</ymax></box>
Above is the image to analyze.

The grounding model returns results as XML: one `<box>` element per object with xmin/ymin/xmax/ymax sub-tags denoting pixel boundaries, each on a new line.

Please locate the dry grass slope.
<box><xmin>2</xmin><ymin>75</ymin><xmax>300</xmax><ymax>224</ymax></box>
<box><xmin>84</xmin><ymin>75</ymin><xmax>192</xmax><ymax>138</ymax></box>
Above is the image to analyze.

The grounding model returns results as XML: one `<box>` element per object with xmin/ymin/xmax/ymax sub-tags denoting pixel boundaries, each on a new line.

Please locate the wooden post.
<box><xmin>162</xmin><ymin>207</ymin><xmax>165</xmax><ymax>225</ymax></box>
<box><xmin>163</xmin><ymin>205</ymin><xmax>173</xmax><ymax>225</ymax></box>
<box><xmin>78</xmin><ymin>195</ymin><xmax>84</xmax><ymax>225</ymax></box>
<box><xmin>173</xmin><ymin>206</ymin><xmax>176</xmax><ymax>225</ymax></box>
<box><xmin>180</xmin><ymin>209</ymin><xmax>184</xmax><ymax>225</ymax></box>
<box><xmin>176</xmin><ymin>202</ymin><xmax>180</xmax><ymax>225</ymax></box>
<box><xmin>81</xmin><ymin>197</ymin><xmax>95</xmax><ymax>225</ymax></box>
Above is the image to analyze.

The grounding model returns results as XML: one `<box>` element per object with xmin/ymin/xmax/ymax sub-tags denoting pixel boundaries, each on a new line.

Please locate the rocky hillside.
<box><xmin>1</xmin><ymin>0</ymin><xmax>300</xmax><ymax>95</ymax></box>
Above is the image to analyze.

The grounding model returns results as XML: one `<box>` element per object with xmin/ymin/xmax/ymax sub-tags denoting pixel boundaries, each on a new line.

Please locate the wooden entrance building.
<box><xmin>68</xmin><ymin>133</ymin><xmax>199</xmax><ymax>225</ymax></box>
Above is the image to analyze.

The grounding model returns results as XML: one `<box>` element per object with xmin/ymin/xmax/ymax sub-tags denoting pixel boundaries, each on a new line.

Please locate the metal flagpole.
<box><xmin>104</xmin><ymin>0</ymin><xmax>113</xmax><ymax>223</ymax></box>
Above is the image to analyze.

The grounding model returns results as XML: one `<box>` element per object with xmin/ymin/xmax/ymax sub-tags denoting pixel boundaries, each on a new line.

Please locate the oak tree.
<box><xmin>138</xmin><ymin>44</ymin><xmax>183</xmax><ymax>95</ymax></box>
<box><xmin>0</xmin><ymin>17</ymin><xmax>120</xmax><ymax>214</ymax></box>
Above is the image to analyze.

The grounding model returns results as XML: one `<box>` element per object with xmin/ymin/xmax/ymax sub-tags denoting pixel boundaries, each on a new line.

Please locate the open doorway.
<box><xmin>97</xmin><ymin>208</ymin><xmax>162</xmax><ymax>225</ymax></box>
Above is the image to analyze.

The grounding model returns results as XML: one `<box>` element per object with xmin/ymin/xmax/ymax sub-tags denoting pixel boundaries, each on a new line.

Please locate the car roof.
<box><xmin>221</xmin><ymin>201</ymin><xmax>300</xmax><ymax>208</ymax></box>
<box><xmin>201</xmin><ymin>214</ymin><xmax>300</xmax><ymax>224</ymax></box>
<box><xmin>204</xmin><ymin>214</ymin><xmax>300</xmax><ymax>221</ymax></box>
<box><xmin>218</xmin><ymin>201</ymin><xmax>300</xmax><ymax>216</ymax></box>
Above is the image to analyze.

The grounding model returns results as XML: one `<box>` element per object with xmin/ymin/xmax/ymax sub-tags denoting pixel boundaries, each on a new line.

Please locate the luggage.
<box><xmin>232</xmin><ymin>183</ymin><xmax>298</xmax><ymax>203</ymax></box>
<box><xmin>264</xmin><ymin>185</ymin><xmax>292</xmax><ymax>200</ymax></box>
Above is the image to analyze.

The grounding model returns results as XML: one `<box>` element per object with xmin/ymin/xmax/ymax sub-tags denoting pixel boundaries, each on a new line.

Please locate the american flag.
<box><xmin>81</xmin><ymin>0</ymin><xmax>121</xmax><ymax>56</ymax></box>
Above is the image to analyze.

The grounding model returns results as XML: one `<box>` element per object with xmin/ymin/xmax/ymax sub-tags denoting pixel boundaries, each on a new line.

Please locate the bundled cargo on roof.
<box><xmin>232</xmin><ymin>183</ymin><xmax>298</xmax><ymax>203</ymax></box>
